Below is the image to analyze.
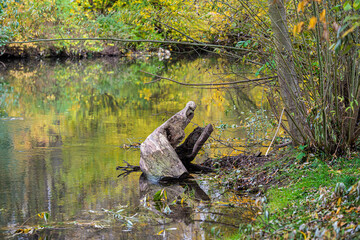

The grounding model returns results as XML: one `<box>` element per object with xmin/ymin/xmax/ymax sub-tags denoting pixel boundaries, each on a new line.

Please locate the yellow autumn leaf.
<box><xmin>341</xmin><ymin>26</ymin><xmax>355</xmax><ymax>38</ymax></box>
<box><xmin>320</xmin><ymin>9</ymin><xmax>326</xmax><ymax>23</ymax></box>
<box><xmin>257</xmin><ymin>9</ymin><xmax>265</xmax><ymax>17</ymax></box>
<box><xmin>293</xmin><ymin>22</ymin><xmax>304</xmax><ymax>35</ymax></box>
<box><xmin>337</xmin><ymin>197</ymin><xmax>342</xmax><ymax>206</ymax></box>
<box><xmin>297</xmin><ymin>0</ymin><xmax>307</xmax><ymax>12</ymax></box>
<box><xmin>336</xmin><ymin>207</ymin><xmax>341</xmax><ymax>214</ymax></box>
<box><xmin>299</xmin><ymin>230</ymin><xmax>307</xmax><ymax>239</ymax></box>
<box><xmin>308</xmin><ymin>17</ymin><xmax>317</xmax><ymax>29</ymax></box>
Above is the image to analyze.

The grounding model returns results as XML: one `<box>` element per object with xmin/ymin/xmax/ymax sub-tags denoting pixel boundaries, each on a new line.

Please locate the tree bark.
<box><xmin>139</xmin><ymin>101</ymin><xmax>213</xmax><ymax>182</ymax></box>
<box><xmin>175</xmin><ymin>124</ymin><xmax>213</xmax><ymax>167</ymax></box>
<box><xmin>268</xmin><ymin>0</ymin><xmax>305</xmax><ymax>145</ymax></box>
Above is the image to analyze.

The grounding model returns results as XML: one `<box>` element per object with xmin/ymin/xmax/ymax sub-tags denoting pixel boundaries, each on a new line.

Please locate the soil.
<box><xmin>201</xmin><ymin>152</ymin><xmax>289</xmax><ymax>194</ymax></box>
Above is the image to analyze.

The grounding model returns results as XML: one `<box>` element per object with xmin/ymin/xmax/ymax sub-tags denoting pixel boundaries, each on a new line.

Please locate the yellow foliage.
<box><xmin>297</xmin><ymin>0</ymin><xmax>308</xmax><ymax>13</ymax></box>
<box><xmin>293</xmin><ymin>22</ymin><xmax>304</xmax><ymax>35</ymax></box>
<box><xmin>341</xmin><ymin>26</ymin><xmax>355</xmax><ymax>38</ymax></box>
<box><xmin>320</xmin><ymin>9</ymin><xmax>326</xmax><ymax>23</ymax></box>
<box><xmin>139</xmin><ymin>88</ymin><xmax>152</xmax><ymax>101</ymax></box>
<box><xmin>308</xmin><ymin>17</ymin><xmax>317</xmax><ymax>30</ymax></box>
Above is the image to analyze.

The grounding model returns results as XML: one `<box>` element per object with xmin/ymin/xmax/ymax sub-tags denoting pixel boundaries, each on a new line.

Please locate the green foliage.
<box><xmin>295</xmin><ymin>145</ymin><xmax>308</xmax><ymax>161</ymax></box>
<box><xmin>0</xmin><ymin>25</ymin><xmax>13</xmax><ymax>46</ymax></box>
<box><xmin>0</xmin><ymin>0</ymin><xmax>254</xmax><ymax>53</ymax></box>
<box><xmin>152</xmin><ymin>188</ymin><xmax>172</xmax><ymax>214</ymax></box>
<box><xmin>241</xmin><ymin>109</ymin><xmax>275</xmax><ymax>143</ymax></box>
<box><xmin>37</xmin><ymin>212</ymin><xmax>49</xmax><ymax>224</ymax></box>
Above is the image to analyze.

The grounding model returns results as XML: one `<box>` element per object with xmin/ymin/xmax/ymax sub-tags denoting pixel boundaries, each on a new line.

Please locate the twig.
<box><xmin>274</xmin><ymin>141</ymin><xmax>292</xmax><ymax>149</ymax></box>
<box><xmin>265</xmin><ymin>108</ymin><xmax>285</xmax><ymax>156</ymax></box>
<box><xmin>0</xmin><ymin>61</ymin><xmax>6</xmax><ymax>68</ymax></box>
<box><xmin>154</xmin><ymin>19</ymin><xmax>201</xmax><ymax>43</ymax></box>
<box><xmin>116</xmin><ymin>160</ymin><xmax>141</xmax><ymax>177</ymax></box>
<box><xmin>141</xmin><ymin>70</ymin><xmax>277</xmax><ymax>86</ymax></box>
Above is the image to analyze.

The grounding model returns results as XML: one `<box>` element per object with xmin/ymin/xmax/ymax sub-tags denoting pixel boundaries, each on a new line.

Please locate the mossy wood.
<box><xmin>139</xmin><ymin>101</ymin><xmax>213</xmax><ymax>181</ymax></box>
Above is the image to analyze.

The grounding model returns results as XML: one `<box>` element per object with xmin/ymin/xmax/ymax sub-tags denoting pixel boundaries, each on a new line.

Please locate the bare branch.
<box><xmin>141</xmin><ymin>71</ymin><xmax>277</xmax><ymax>86</ymax></box>
<box><xmin>6</xmin><ymin>37</ymin><xmax>263</xmax><ymax>53</ymax></box>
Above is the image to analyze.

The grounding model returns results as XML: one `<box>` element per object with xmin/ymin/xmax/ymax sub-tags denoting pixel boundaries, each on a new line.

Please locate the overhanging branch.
<box><xmin>5</xmin><ymin>37</ymin><xmax>261</xmax><ymax>53</ymax></box>
<box><xmin>141</xmin><ymin>70</ymin><xmax>277</xmax><ymax>86</ymax></box>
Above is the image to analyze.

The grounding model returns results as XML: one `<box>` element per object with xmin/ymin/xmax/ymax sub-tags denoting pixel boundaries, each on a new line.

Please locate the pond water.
<box><xmin>0</xmin><ymin>55</ymin><xmax>269</xmax><ymax>239</ymax></box>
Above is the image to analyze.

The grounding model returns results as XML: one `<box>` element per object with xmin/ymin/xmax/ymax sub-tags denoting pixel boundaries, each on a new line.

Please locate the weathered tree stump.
<box><xmin>139</xmin><ymin>101</ymin><xmax>213</xmax><ymax>181</ymax></box>
<box><xmin>176</xmin><ymin>124</ymin><xmax>213</xmax><ymax>168</ymax></box>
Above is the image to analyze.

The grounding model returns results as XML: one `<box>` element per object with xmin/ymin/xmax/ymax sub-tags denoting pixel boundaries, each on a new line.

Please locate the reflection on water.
<box><xmin>0</xmin><ymin>56</ymin><xmax>267</xmax><ymax>238</ymax></box>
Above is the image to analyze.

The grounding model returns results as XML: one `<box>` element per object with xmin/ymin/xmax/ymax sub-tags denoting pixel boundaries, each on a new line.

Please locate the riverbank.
<box><xmin>0</xmin><ymin>0</ymin><xmax>255</xmax><ymax>60</ymax></box>
<box><xmin>204</xmin><ymin>148</ymin><xmax>360</xmax><ymax>239</ymax></box>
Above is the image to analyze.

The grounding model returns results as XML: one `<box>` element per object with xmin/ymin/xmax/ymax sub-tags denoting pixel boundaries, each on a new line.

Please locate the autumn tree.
<box><xmin>266</xmin><ymin>0</ymin><xmax>360</xmax><ymax>154</ymax></box>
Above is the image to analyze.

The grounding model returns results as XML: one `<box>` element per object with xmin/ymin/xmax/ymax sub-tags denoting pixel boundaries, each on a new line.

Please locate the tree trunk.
<box><xmin>268</xmin><ymin>0</ymin><xmax>305</xmax><ymax>145</ymax></box>
<box><xmin>139</xmin><ymin>101</ymin><xmax>213</xmax><ymax>181</ymax></box>
<box><xmin>175</xmin><ymin>124</ymin><xmax>213</xmax><ymax>167</ymax></box>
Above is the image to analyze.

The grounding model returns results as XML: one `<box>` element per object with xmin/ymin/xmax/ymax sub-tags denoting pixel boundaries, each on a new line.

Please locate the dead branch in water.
<box><xmin>141</xmin><ymin>71</ymin><xmax>277</xmax><ymax>86</ymax></box>
<box><xmin>116</xmin><ymin>160</ymin><xmax>141</xmax><ymax>178</ymax></box>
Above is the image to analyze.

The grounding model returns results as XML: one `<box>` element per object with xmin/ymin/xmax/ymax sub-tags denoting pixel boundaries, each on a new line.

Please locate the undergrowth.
<box><xmin>226</xmin><ymin>148</ymin><xmax>360</xmax><ymax>239</ymax></box>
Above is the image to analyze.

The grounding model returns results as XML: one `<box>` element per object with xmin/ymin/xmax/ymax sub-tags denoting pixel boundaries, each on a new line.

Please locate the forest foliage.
<box><xmin>0</xmin><ymin>0</ymin><xmax>260</xmax><ymax>55</ymax></box>
<box><xmin>1</xmin><ymin>0</ymin><xmax>360</xmax><ymax>152</ymax></box>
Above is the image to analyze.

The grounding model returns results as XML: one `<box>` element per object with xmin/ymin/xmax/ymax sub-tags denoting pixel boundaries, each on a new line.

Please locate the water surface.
<box><xmin>0</xmin><ymin>56</ymin><xmax>268</xmax><ymax>239</ymax></box>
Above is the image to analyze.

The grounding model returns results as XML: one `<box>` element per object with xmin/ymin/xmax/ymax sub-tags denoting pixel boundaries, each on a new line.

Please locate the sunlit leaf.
<box><xmin>344</xmin><ymin>1</ymin><xmax>352</xmax><ymax>11</ymax></box>
<box><xmin>341</xmin><ymin>26</ymin><xmax>355</xmax><ymax>38</ymax></box>
<box><xmin>337</xmin><ymin>197</ymin><xmax>342</xmax><ymax>206</ymax></box>
<box><xmin>15</xmin><ymin>228</ymin><xmax>33</xmax><ymax>234</ymax></box>
<box><xmin>293</xmin><ymin>22</ymin><xmax>304</xmax><ymax>35</ymax></box>
<box><xmin>308</xmin><ymin>17</ymin><xmax>317</xmax><ymax>30</ymax></box>
<box><xmin>153</xmin><ymin>190</ymin><xmax>162</xmax><ymax>201</ymax></box>
<box><xmin>296</xmin><ymin>152</ymin><xmax>306</xmax><ymax>160</ymax></box>
<box><xmin>297</xmin><ymin>0</ymin><xmax>307</xmax><ymax>13</ymax></box>
<box><xmin>163</xmin><ymin>189</ymin><xmax>167</xmax><ymax>200</ymax></box>
<box><xmin>299</xmin><ymin>230</ymin><xmax>307</xmax><ymax>239</ymax></box>
<box><xmin>320</xmin><ymin>9</ymin><xmax>326</xmax><ymax>23</ymax></box>
<box><xmin>336</xmin><ymin>207</ymin><xmax>341</xmax><ymax>214</ymax></box>
<box><xmin>354</xmin><ymin>0</ymin><xmax>360</xmax><ymax>10</ymax></box>
<box><xmin>44</xmin><ymin>212</ymin><xmax>49</xmax><ymax>223</ymax></box>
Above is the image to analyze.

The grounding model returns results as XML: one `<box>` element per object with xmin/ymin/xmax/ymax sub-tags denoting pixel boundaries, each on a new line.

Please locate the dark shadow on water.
<box><xmin>138</xmin><ymin>173</ymin><xmax>253</xmax><ymax>233</ymax></box>
<box><xmin>139</xmin><ymin>173</ymin><xmax>210</xmax><ymax>202</ymax></box>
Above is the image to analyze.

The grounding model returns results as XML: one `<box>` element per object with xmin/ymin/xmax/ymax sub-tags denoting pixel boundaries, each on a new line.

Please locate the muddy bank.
<box><xmin>202</xmin><ymin>153</ymin><xmax>286</xmax><ymax>194</ymax></box>
<box><xmin>0</xmin><ymin>42</ymin><xmax>209</xmax><ymax>59</ymax></box>
<box><xmin>0</xmin><ymin>44</ymin><xmax>126</xmax><ymax>59</ymax></box>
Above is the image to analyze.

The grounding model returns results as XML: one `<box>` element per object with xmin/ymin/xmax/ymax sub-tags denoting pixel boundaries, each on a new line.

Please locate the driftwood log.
<box><xmin>139</xmin><ymin>101</ymin><xmax>213</xmax><ymax>181</ymax></box>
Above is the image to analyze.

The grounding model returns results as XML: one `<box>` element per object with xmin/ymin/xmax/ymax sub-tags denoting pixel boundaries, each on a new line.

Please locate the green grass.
<box><xmin>229</xmin><ymin>149</ymin><xmax>360</xmax><ymax>239</ymax></box>
<box><xmin>268</xmin><ymin>156</ymin><xmax>360</xmax><ymax>210</ymax></box>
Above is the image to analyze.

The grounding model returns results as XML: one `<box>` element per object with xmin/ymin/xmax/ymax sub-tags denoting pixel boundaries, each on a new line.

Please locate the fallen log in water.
<box><xmin>139</xmin><ymin>101</ymin><xmax>213</xmax><ymax>181</ymax></box>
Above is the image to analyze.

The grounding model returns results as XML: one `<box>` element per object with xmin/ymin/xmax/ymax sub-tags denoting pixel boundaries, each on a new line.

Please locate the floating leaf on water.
<box><xmin>166</xmin><ymin>228</ymin><xmax>177</xmax><ymax>231</ymax></box>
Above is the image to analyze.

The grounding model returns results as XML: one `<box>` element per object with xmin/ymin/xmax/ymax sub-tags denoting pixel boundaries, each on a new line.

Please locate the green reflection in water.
<box><xmin>0</xmin><ymin>56</ymin><xmax>268</xmax><ymax>238</ymax></box>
